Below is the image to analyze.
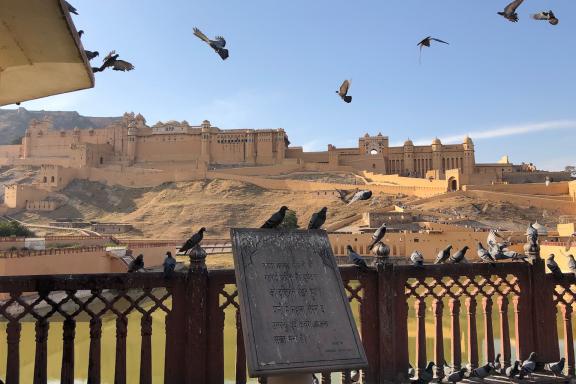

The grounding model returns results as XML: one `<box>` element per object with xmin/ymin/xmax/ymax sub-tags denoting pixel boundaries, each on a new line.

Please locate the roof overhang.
<box><xmin>0</xmin><ymin>0</ymin><xmax>94</xmax><ymax>106</ymax></box>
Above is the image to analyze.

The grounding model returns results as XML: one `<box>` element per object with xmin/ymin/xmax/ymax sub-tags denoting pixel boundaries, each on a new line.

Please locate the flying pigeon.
<box><xmin>179</xmin><ymin>227</ymin><xmax>206</xmax><ymax>254</ymax></box>
<box><xmin>446</xmin><ymin>368</ymin><xmax>467</xmax><ymax>383</ymax></box>
<box><xmin>367</xmin><ymin>223</ymin><xmax>387</xmax><ymax>252</ymax></box>
<box><xmin>519</xmin><ymin>352</ymin><xmax>537</xmax><ymax>380</ymax></box>
<box><xmin>567</xmin><ymin>254</ymin><xmax>576</xmax><ymax>277</ymax></box>
<box><xmin>546</xmin><ymin>254</ymin><xmax>563</xmax><ymax>280</ymax></box>
<box><xmin>348</xmin><ymin>190</ymin><xmax>372</xmax><ymax>205</ymax></box>
<box><xmin>498</xmin><ymin>0</ymin><xmax>524</xmax><ymax>22</ymax></box>
<box><xmin>532</xmin><ymin>10</ymin><xmax>559</xmax><ymax>25</ymax></box>
<box><xmin>85</xmin><ymin>50</ymin><xmax>99</xmax><ymax>61</ymax></box>
<box><xmin>308</xmin><ymin>207</ymin><xmax>328</xmax><ymax>229</ymax></box>
<box><xmin>477</xmin><ymin>242</ymin><xmax>496</xmax><ymax>266</ymax></box>
<box><xmin>435</xmin><ymin>245</ymin><xmax>452</xmax><ymax>264</ymax></box>
<box><xmin>65</xmin><ymin>1</ymin><xmax>78</xmax><ymax>15</ymax></box>
<box><xmin>193</xmin><ymin>27</ymin><xmax>229</xmax><ymax>60</ymax></box>
<box><xmin>261</xmin><ymin>206</ymin><xmax>289</xmax><ymax>229</ymax></box>
<box><xmin>449</xmin><ymin>246</ymin><xmax>469</xmax><ymax>263</ymax></box>
<box><xmin>410</xmin><ymin>250</ymin><xmax>424</xmax><ymax>268</ymax></box>
<box><xmin>546</xmin><ymin>357</ymin><xmax>565</xmax><ymax>376</ymax></box>
<box><xmin>128</xmin><ymin>254</ymin><xmax>144</xmax><ymax>273</ymax></box>
<box><xmin>163</xmin><ymin>251</ymin><xmax>176</xmax><ymax>278</ymax></box>
<box><xmin>471</xmin><ymin>363</ymin><xmax>493</xmax><ymax>379</ymax></box>
<box><xmin>417</xmin><ymin>36</ymin><xmax>448</xmax><ymax>63</ymax></box>
<box><xmin>506</xmin><ymin>361</ymin><xmax>521</xmax><ymax>378</ymax></box>
<box><xmin>336</xmin><ymin>80</ymin><xmax>352</xmax><ymax>103</ymax></box>
<box><xmin>96</xmin><ymin>50</ymin><xmax>135</xmax><ymax>72</ymax></box>
<box><xmin>347</xmin><ymin>245</ymin><xmax>369</xmax><ymax>271</ymax></box>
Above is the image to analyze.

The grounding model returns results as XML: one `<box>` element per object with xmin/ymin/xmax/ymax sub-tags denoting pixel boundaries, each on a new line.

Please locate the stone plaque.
<box><xmin>231</xmin><ymin>228</ymin><xmax>368</xmax><ymax>376</ymax></box>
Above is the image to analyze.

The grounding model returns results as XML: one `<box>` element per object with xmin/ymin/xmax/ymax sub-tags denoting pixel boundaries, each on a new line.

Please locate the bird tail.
<box><xmin>344</xmin><ymin>95</ymin><xmax>352</xmax><ymax>103</ymax></box>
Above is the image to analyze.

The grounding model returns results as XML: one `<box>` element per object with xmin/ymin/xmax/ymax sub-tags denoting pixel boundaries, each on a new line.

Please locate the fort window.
<box><xmin>100</xmin><ymin>157</ymin><xmax>103</xmax><ymax>165</ymax></box>
<box><xmin>51</xmin><ymin>176</ymin><xmax>55</xmax><ymax>183</ymax></box>
<box><xmin>43</xmin><ymin>177</ymin><xmax>47</xmax><ymax>183</ymax></box>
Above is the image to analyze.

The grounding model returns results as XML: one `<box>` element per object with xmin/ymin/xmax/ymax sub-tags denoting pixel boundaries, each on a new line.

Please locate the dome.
<box><xmin>364</xmin><ymin>133</ymin><xmax>370</xmax><ymax>138</ymax></box>
<box><xmin>404</xmin><ymin>139</ymin><xmax>413</xmax><ymax>146</ymax></box>
<box><xmin>531</xmin><ymin>222</ymin><xmax>548</xmax><ymax>236</ymax></box>
<box><xmin>463</xmin><ymin>136</ymin><xmax>473</xmax><ymax>144</ymax></box>
<box><xmin>432</xmin><ymin>138</ymin><xmax>442</xmax><ymax>145</ymax></box>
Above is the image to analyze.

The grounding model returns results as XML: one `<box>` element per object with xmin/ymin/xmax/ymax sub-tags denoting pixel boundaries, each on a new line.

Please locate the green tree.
<box><xmin>565</xmin><ymin>165</ymin><xmax>576</xmax><ymax>177</ymax></box>
<box><xmin>0</xmin><ymin>221</ymin><xmax>35</xmax><ymax>237</ymax></box>
<box><xmin>9</xmin><ymin>136</ymin><xmax>23</xmax><ymax>145</ymax></box>
<box><xmin>279</xmin><ymin>210</ymin><xmax>299</xmax><ymax>229</ymax></box>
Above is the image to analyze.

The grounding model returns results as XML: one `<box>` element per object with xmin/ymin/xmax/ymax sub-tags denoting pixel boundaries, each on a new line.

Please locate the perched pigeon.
<box><xmin>477</xmin><ymin>242</ymin><xmax>496</xmax><ymax>266</ymax></box>
<box><xmin>128</xmin><ymin>254</ymin><xmax>144</xmax><ymax>273</ymax></box>
<box><xmin>193</xmin><ymin>27</ymin><xmax>229</xmax><ymax>60</ymax></box>
<box><xmin>519</xmin><ymin>352</ymin><xmax>537</xmax><ymax>380</ymax></box>
<box><xmin>498</xmin><ymin>0</ymin><xmax>524</xmax><ymax>22</ymax></box>
<box><xmin>96</xmin><ymin>50</ymin><xmax>135</xmax><ymax>72</ymax></box>
<box><xmin>261</xmin><ymin>206</ymin><xmax>289</xmax><ymax>229</ymax></box>
<box><xmin>449</xmin><ymin>246</ymin><xmax>469</xmax><ymax>264</ymax></box>
<box><xmin>367</xmin><ymin>223</ymin><xmax>387</xmax><ymax>251</ymax></box>
<box><xmin>308</xmin><ymin>207</ymin><xmax>328</xmax><ymax>229</ymax></box>
<box><xmin>350</xmin><ymin>370</ymin><xmax>360</xmax><ymax>382</ymax></box>
<box><xmin>471</xmin><ymin>363</ymin><xmax>492</xmax><ymax>379</ymax></box>
<box><xmin>348</xmin><ymin>190</ymin><xmax>372</xmax><ymax>205</ymax></box>
<box><xmin>65</xmin><ymin>1</ymin><xmax>78</xmax><ymax>15</ymax></box>
<box><xmin>446</xmin><ymin>368</ymin><xmax>467</xmax><ymax>383</ymax></box>
<box><xmin>565</xmin><ymin>233</ymin><xmax>575</xmax><ymax>252</ymax></box>
<box><xmin>417</xmin><ymin>362</ymin><xmax>435</xmax><ymax>383</ymax></box>
<box><xmin>312</xmin><ymin>374</ymin><xmax>319</xmax><ymax>384</ymax></box>
<box><xmin>546</xmin><ymin>254</ymin><xmax>563</xmax><ymax>280</ymax></box>
<box><xmin>532</xmin><ymin>10</ymin><xmax>559</xmax><ymax>25</ymax></box>
<box><xmin>493</xmin><ymin>353</ymin><xmax>502</xmax><ymax>372</ymax></box>
<box><xmin>408</xmin><ymin>363</ymin><xmax>416</xmax><ymax>378</ymax></box>
<box><xmin>410</xmin><ymin>250</ymin><xmax>424</xmax><ymax>268</ymax></box>
<box><xmin>163</xmin><ymin>251</ymin><xmax>176</xmax><ymax>278</ymax></box>
<box><xmin>506</xmin><ymin>361</ymin><xmax>521</xmax><ymax>378</ymax></box>
<box><xmin>179</xmin><ymin>227</ymin><xmax>206</xmax><ymax>253</ymax></box>
<box><xmin>347</xmin><ymin>245</ymin><xmax>369</xmax><ymax>271</ymax></box>
<box><xmin>435</xmin><ymin>245</ymin><xmax>452</xmax><ymax>264</ymax></box>
<box><xmin>567</xmin><ymin>254</ymin><xmax>576</xmax><ymax>277</ymax></box>
<box><xmin>85</xmin><ymin>50</ymin><xmax>99</xmax><ymax>61</ymax></box>
<box><xmin>337</xmin><ymin>80</ymin><xmax>352</xmax><ymax>103</ymax></box>
<box><xmin>527</xmin><ymin>223</ymin><xmax>538</xmax><ymax>245</ymax></box>
<box><xmin>547</xmin><ymin>357</ymin><xmax>565</xmax><ymax>376</ymax></box>
<box><xmin>78</xmin><ymin>30</ymin><xmax>84</xmax><ymax>38</ymax></box>
<box><xmin>335</xmin><ymin>189</ymin><xmax>349</xmax><ymax>203</ymax></box>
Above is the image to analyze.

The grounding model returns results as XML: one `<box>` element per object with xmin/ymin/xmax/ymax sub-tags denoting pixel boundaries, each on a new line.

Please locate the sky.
<box><xmin>5</xmin><ymin>0</ymin><xmax>576</xmax><ymax>170</ymax></box>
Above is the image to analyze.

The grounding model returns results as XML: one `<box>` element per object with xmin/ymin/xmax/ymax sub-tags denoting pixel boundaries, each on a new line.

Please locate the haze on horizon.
<box><xmin>2</xmin><ymin>0</ymin><xmax>575</xmax><ymax>171</ymax></box>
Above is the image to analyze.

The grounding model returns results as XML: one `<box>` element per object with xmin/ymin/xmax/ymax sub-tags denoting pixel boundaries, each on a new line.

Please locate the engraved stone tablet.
<box><xmin>231</xmin><ymin>228</ymin><xmax>368</xmax><ymax>376</ymax></box>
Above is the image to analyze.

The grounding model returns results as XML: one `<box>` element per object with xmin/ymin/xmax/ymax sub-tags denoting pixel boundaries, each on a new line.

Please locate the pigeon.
<box><xmin>179</xmin><ymin>227</ymin><xmax>206</xmax><ymax>254</ymax></box>
<box><xmin>477</xmin><ymin>242</ymin><xmax>496</xmax><ymax>266</ymax></box>
<box><xmin>65</xmin><ymin>1</ymin><xmax>78</xmax><ymax>15</ymax></box>
<box><xmin>410</xmin><ymin>250</ymin><xmax>424</xmax><ymax>268</ymax></box>
<box><xmin>127</xmin><ymin>254</ymin><xmax>144</xmax><ymax>273</ymax></box>
<box><xmin>449</xmin><ymin>246</ymin><xmax>469</xmax><ymax>263</ymax></box>
<box><xmin>97</xmin><ymin>51</ymin><xmax>135</xmax><ymax>72</ymax></box>
<box><xmin>532</xmin><ymin>10</ymin><xmax>559</xmax><ymax>25</ymax></box>
<box><xmin>193</xmin><ymin>27</ymin><xmax>229</xmax><ymax>60</ymax></box>
<box><xmin>85</xmin><ymin>50</ymin><xmax>99</xmax><ymax>61</ymax></box>
<box><xmin>312</xmin><ymin>374</ymin><xmax>319</xmax><ymax>384</ymax></box>
<box><xmin>546</xmin><ymin>254</ymin><xmax>563</xmax><ymax>280</ymax></box>
<box><xmin>565</xmin><ymin>233</ymin><xmax>575</xmax><ymax>252</ymax></box>
<box><xmin>527</xmin><ymin>222</ymin><xmax>538</xmax><ymax>244</ymax></box>
<box><xmin>373</xmin><ymin>242</ymin><xmax>390</xmax><ymax>258</ymax></box>
<box><xmin>335</xmin><ymin>189</ymin><xmax>349</xmax><ymax>203</ymax></box>
<box><xmin>348</xmin><ymin>190</ymin><xmax>372</xmax><ymax>205</ymax></box>
<box><xmin>498</xmin><ymin>0</ymin><xmax>524</xmax><ymax>22</ymax></box>
<box><xmin>261</xmin><ymin>206</ymin><xmax>289</xmax><ymax>229</ymax></box>
<box><xmin>446</xmin><ymin>368</ymin><xmax>467</xmax><ymax>383</ymax></box>
<box><xmin>435</xmin><ymin>245</ymin><xmax>452</xmax><ymax>264</ymax></box>
<box><xmin>78</xmin><ymin>30</ymin><xmax>84</xmax><ymax>38</ymax></box>
<box><xmin>308</xmin><ymin>207</ymin><xmax>328</xmax><ymax>229</ymax></box>
<box><xmin>471</xmin><ymin>363</ymin><xmax>492</xmax><ymax>379</ymax></box>
<box><xmin>347</xmin><ymin>245</ymin><xmax>369</xmax><ymax>271</ymax></box>
<box><xmin>163</xmin><ymin>251</ymin><xmax>176</xmax><ymax>278</ymax></box>
<box><xmin>408</xmin><ymin>363</ymin><xmax>416</xmax><ymax>378</ymax></box>
<box><xmin>416</xmin><ymin>362</ymin><xmax>436</xmax><ymax>383</ymax></box>
<box><xmin>417</xmin><ymin>37</ymin><xmax>448</xmax><ymax>63</ymax></box>
<box><xmin>506</xmin><ymin>361</ymin><xmax>521</xmax><ymax>378</ymax></box>
<box><xmin>519</xmin><ymin>352</ymin><xmax>537</xmax><ymax>380</ymax></box>
<box><xmin>493</xmin><ymin>353</ymin><xmax>502</xmax><ymax>372</ymax></box>
<box><xmin>567</xmin><ymin>254</ymin><xmax>576</xmax><ymax>277</ymax></box>
<box><xmin>350</xmin><ymin>370</ymin><xmax>360</xmax><ymax>382</ymax></box>
<box><xmin>367</xmin><ymin>223</ymin><xmax>387</xmax><ymax>252</ymax></box>
<box><xmin>546</xmin><ymin>357</ymin><xmax>565</xmax><ymax>376</ymax></box>
<box><xmin>336</xmin><ymin>80</ymin><xmax>352</xmax><ymax>103</ymax></box>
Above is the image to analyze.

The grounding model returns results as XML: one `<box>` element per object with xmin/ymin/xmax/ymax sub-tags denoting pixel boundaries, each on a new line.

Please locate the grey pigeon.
<box><xmin>449</xmin><ymin>246</ymin><xmax>468</xmax><ymax>263</ymax></box>
<box><xmin>65</xmin><ymin>1</ymin><xmax>78</xmax><ymax>15</ymax></box>
<box><xmin>312</xmin><ymin>374</ymin><xmax>319</xmax><ymax>384</ymax></box>
<box><xmin>446</xmin><ymin>368</ymin><xmax>467</xmax><ymax>383</ymax></box>
<box><xmin>471</xmin><ymin>363</ymin><xmax>492</xmax><ymax>379</ymax></box>
<box><xmin>308</xmin><ymin>207</ymin><xmax>327</xmax><ymax>229</ymax></box>
<box><xmin>527</xmin><ymin>222</ymin><xmax>538</xmax><ymax>245</ymax></box>
<box><xmin>547</xmin><ymin>357</ymin><xmax>565</xmax><ymax>376</ymax></box>
<box><xmin>193</xmin><ymin>27</ymin><xmax>229</xmax><ymax>60</ymax></box>
<box><xmin>435</xmin><ymin>245</ymin><xmax>452</xmax><ymax>264</ymax></box>
<box><xmin>568</xmin><ymin>254</ymin><xmax>576</xmax><ymax>277</ymax></box>
<box><xmin>350</xmin><ymin>370</ymin><xmax>360</xmax><ymax>382</ymax></box>
<box><xmin>416</xmin><ymin>362</ymin><xmax>435</xmax><ymax>383</ymax></box>
<box><xmin>532</xmin><ymin>10</ymin><xmax>559</xmax><ymax>25</ymax></box>
<box><xmin>97</xmin><ymin>50</ymin><xmax>135</xmax><ymax>72</ymax></box>
<box><xmin>367</xmin><ymin>223</ymin><xmax>387</xmax><ymax>251</ymax></box>
<box><xmin>128</xmin><ymin>254</ymin><xmax>144</xmax><ymax>273</ymax></box>
<box><xmin>163</xmin><ymin>251</ymin><xmax>176</xmax><ymax>278</ymax></box>
<box><xmin>78</xmin><ymin>30</ymin><xmax>84</xmax><ymax>38</ymax></box>
<box><xmin>335</xmin><ymin>189</ymin><xmax>349</xmax><ymax>203</ymax></box>
<box><xmin>411</xmin><ymin>250</ymin><xmax>424</xmax><ymax>268</ymax></box>
<box><xmin>85</xmin><ymin>50</ymin><xmax>99</xmax><ymax>61</ymax></box>
<box><xmin>347</xmin><ymin>245</ymin><xmax>369</xmax><ymax>271</ymax></box>
<box><xmin>477</xmin><ymin>242</ymin><xmax>496</xmax><ymax>266</ymax></box>
<box><xmin>348</xmin><ymin>190</ymin><xmax>372</xmax><ymax>205</ymax></box>
<box><xmin>179</xmin><ymin>227</ymin><xmax>206</xmax><ymax>253</ymax></box>
<box><xmin>261</xmin><ymin>206</ymin><xmax>288</xmax><ymax>229</ymax></box>
<box><xmin>498</xmin><ymin>0</ymin><xmax>524</xmax><ymax>22</ymax></box>
<box><xmin>337</xmin><ymin>80</ymin><xmax>352</xmax><ymax>103</ymax></box>
<box><xmin>565</xmin><ymin>233</ymin><xmax>575</xmax><ymax>252</ymax></box>
<box><xmin>408</xmin><ymin>363</ymin><xmax>416</xmax><ymax>378</ymax></box>
<box><xmin>546</xmin><ymin>254</ymin><xmax>563</xmax><ymax>280</ymax></box>
<box><xmin>506</xmin><ymin>361</ymin><xmax>521</xmax><ymax>378</ymax></box>
<box><xmin>493</xmin><ymin>353</ymin><xmax>502</xmax><ymax>372</ymax></box>
<box><xmin>373</xmin><ymin>242</ymin><xmax>390</xmax><ymax>258</ymax></box>
<box><xmin>519</xmin><ymin>352</ymin><xmax>537</xmax><ymax>380</ymax></box>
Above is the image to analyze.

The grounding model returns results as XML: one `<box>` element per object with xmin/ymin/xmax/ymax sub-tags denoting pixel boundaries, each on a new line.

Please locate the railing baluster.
<box><xmin>6</xmin><ymin>320</ymin><xmax>21</xmax><ymax>384</ymax></box>
<box><xmin>341</xmin><ymin>370</ymin><xmax>351</xmax><ymax>384</ymax></box>
<box><xmin>321</xmin><ymin>372</ymin><xmax>332</xmax><ymax>383</ymax></box>
<box><xmin>482</xmin><ymin>297</ymin><xmax>495</xmax><ymax>365</ymax></box>
<box><xmin>88</xmin><ymin>317</ymin><xmax>102</xmax><ymax>384</ymax></box>
<box><xmin>415</xmin><ymin>297</ymin><xmax>427</xmax><ymax>371</ymax></box>
<box><xmin>114</xmin><ymin>316</ymin><xmax>128</xmax><ymax>384</ymax></box>
<box><xmin>466</xmin><ymin>297</ymin><xmax>478</xmax><ymax>369</ymax></box>
<box><xmin>33</xmin><ymin>319</ymin><xmax>49</xmax><ymax>384</ymax></box>
<box><xmin>61</xmin><ymin>318</ymin><xmax>76</xmax><ymax>384</ymax></box>
<box><xmin>497</xmin><ymin>296</ymin><xmax>511</xmax><ymax>368</ymax></box>
<box><xmin>206</xmin><ymin>286</ymin><xmax>225</xmax><ymax>384</ymax></box>
<box><xmin>360</xmin><ymin>274</ymin><xmax>379</xmax><ymax>384</ymax></box>
<box><xmin>560</xmin><ymin>303</ymin><xmax>575</xmax><ymax>376</ymax></box>
<box><xmin>140</xmin><ymin>314</ymin><xmax>153</xmax><ymax>384</ymax></box>
<box><xmin>432</xmin><ymin>299</ymin><xmax>444</xmax><ymax>379</ymax></box>
<box><xmin>235</xmin><ymin>310</ymin><xmax>247</xmax><ymax>384</ymax></box>
<box><xmin>449</xmin><ymin>298</ymin><xmax>461</xmax><ymax>369</ymax></box>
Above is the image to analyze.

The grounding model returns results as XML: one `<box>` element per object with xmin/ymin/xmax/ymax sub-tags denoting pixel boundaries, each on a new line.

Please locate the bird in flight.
<box><xmin>532</xmin><ymin>10</ymin><xmax>559</xmax><ymax>25</ymax></box>
<box><xmin>93</xmin><ymin>51</ymin><xmax>135</xmax><ymax>73</ymax></box>
<box><xmin>336</xmin><ymin>79</ymin><xmax>352</xmax><ymax>103</ymax></box>
<box><xmin>417</xmin><ymin>36</ymin><xmax>449</xmax><ymax>63</ymax></box>
<box><xmin>193</xmin><ymin>27</ymin><xmax>229</xmax><ymax>60</ymax></box>
<box><xmin>498</xmin><ymin>0</ymin><xmax>524</xmax><ymax>22</ymax></box>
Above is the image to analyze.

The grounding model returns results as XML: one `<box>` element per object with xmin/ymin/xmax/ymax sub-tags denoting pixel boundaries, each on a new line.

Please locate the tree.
<box><xmin>0</xmin><ymin>221</ymin><xmax>35</xmax><ymax>237</ymax></box>
<box><xmin>10</xmin><ymin>136</ymin><xmax>23</xmax><ymax>145</ymax></box>
<box><xmin>279</xmin><ymin>210</ymin><xmax>299</xmax><ymax>229</ymax></box>
<box><xmin>565</xmin><ymin>165</ymin><xmax>576</xmax><ymax>177</ymax></box>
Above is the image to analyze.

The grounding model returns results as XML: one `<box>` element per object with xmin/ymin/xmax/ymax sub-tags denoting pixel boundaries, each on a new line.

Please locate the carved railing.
<box><xmin>0</xmin><ymin>260</ymin><xmax>573</xmax><ymax>383</ymax></box>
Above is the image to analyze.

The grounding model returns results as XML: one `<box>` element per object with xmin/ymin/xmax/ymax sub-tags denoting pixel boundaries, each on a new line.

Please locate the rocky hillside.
<box><xmin>0</xmin><ymin>108</ymin><xmax>121</xmax><ymax>144</ymax></box>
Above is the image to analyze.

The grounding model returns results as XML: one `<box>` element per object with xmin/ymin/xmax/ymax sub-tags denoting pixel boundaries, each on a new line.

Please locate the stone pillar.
<box><xmin>403</xmin><ymin>140</ymin><xmax>414</xmax><ymax>176</ymax></box>
<box><xmin>200</xmin><ymin>120</ymin><xmax>211</xmax><ymax>164</ymax></box>
<box><xmin>431</xmin><ymin>139</ymin><xmax>443</xmax><ymax>174</ymax></box>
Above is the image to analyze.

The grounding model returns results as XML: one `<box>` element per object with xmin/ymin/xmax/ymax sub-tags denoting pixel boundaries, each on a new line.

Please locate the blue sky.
<box><xmin>8</xmin><ymin>0</ymin><xmax>576</xmax><ymax>170</ymax></box>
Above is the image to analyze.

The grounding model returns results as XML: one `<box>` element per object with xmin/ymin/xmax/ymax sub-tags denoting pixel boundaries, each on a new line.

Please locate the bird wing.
<box><xmin>339</xmin><ymin>80</ymin><xmax>350</xmax><ymax>97</ymax></box>
<box><xmin>103</xmin><ymin>50</ymin><xmax>116</xmax><ymax>62</ymax></box>
<box><xmin>548</xmin><ymin>10</ymin><xmax>556</xmax><ymax>19</ymax></box>
<box><xmin>430</xmin><ymin>38</ymin><xmax>449</xmax><ymax>45</ymax></box>
<box><xmin>531</xmin><ymin>12</ymin><xmax>549</xmax><ymax>20</ymax></box>
<box><xmin>417</xmin><ymin>37</ymin><xmax>430</xmax><ymax>47</ymax></box>
<box><xmin>112</xmin><ymin>60</ymin><xmax>135</xmax><ymax>71</ymax></box>
<box><xmin>193</xmin><ymin>28</ymin><xmax>211</xmax><ymax>43</ymax></box>
<box><xmin>215</xmin><ymin>36</ymin><xmax>226</xmax><ymax>47</ymax></box>
<box><xmin>504</xmin><ymin>0</ymin><xmax>524</xmax><ymax>14</ymax></box>
<box><xmin>65</xmin><ymin>1</ymin><xmax>78</xmax><ymax>15</ymax></box>
<box><xmin>308</xmin><ymin>213</ymin><xmax>319</xmax><ymax>229</ymax></box>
